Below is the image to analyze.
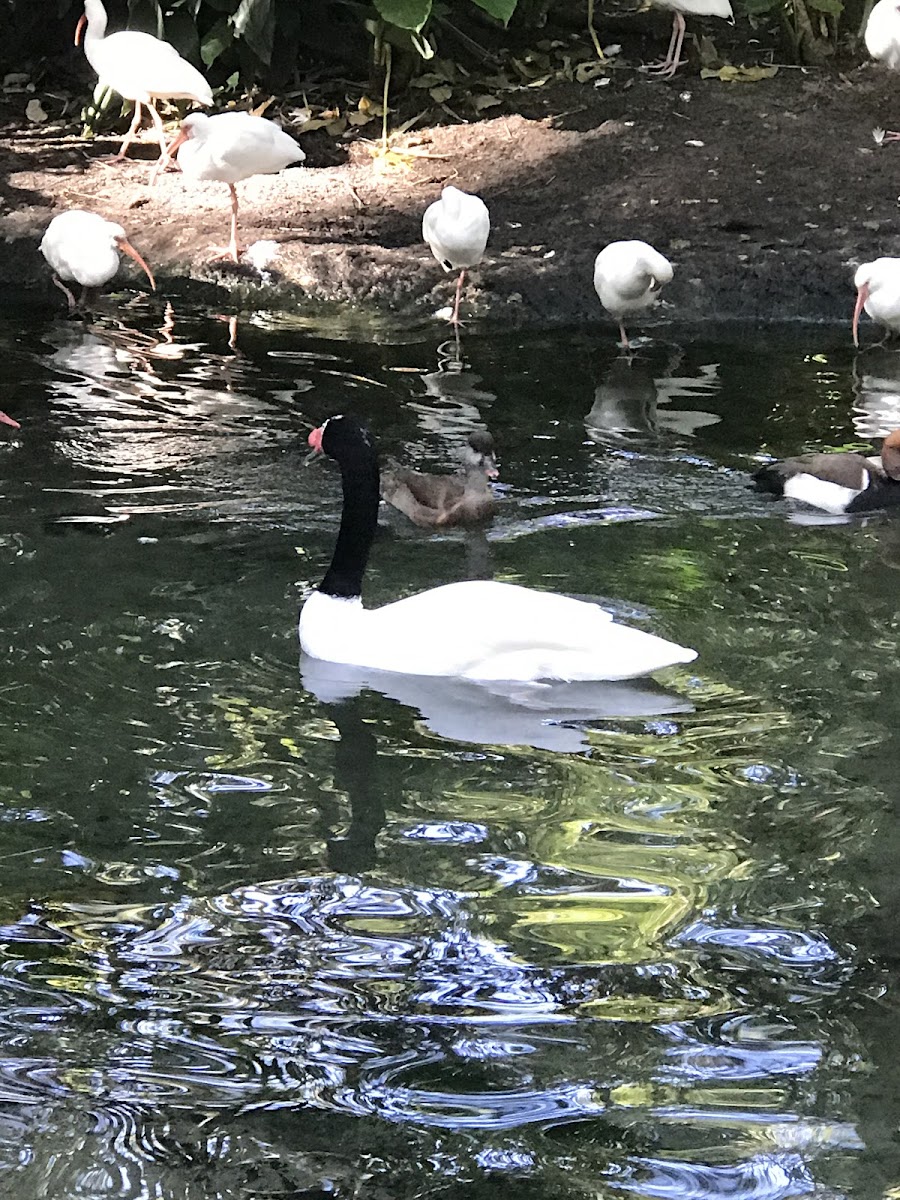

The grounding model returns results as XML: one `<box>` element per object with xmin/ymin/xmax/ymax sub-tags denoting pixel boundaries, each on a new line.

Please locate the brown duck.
<box><xmin>752</xmin><ymin>429</ymin><xmax>900</xmax><ymax>513</ymax></box>
<box><xmin>381</xmin><ymin>430</ymin><xmax>498</xmax><ymax>528</ymax></box>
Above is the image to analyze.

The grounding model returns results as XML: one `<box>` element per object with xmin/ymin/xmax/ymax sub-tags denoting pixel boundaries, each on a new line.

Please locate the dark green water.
<box><xmin>2</xmin><ymin>303</ymin><xmax>900</xmax><ymax>1199</ymax></box>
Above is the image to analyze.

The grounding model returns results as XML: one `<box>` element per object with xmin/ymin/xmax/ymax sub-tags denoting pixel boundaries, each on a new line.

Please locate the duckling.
<box><xmin>381</xmin><ymin>430</ymin><xmax>498</xmax><ymax>528</ymax></box>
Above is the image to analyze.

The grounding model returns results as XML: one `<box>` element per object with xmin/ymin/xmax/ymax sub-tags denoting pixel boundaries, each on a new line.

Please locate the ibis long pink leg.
<box><xmin>451</xmin><ymin>269</ymin><xmax>466</xmax><ymax>326</ymax></box>
<box><xmin>51</xmin><ymin>275</ymin><xmax>78</xmax><ymax>311</ymax></box>
<box><xmin>146</xmin><ymin>102</ymin><xmax>176</xmax><ymax>183</ymax></box>
<box><xmin>618</xmin><ymin>322</ymin><xmax>630</xmax><ymax>350</ymax></box>
<box><xmin>647</xmin><ymin>12</ymin><xmax>687</xmax><ymax>78</ymax></box>
<box><xmin>208</xmin><ymin>185</ymin><xmax>243</xmax><ymax>263</ymax></box>
<box><xmin>114</xmin><ymin>101</ymin><xmax>144</xmax><ymax>161</ymax></box>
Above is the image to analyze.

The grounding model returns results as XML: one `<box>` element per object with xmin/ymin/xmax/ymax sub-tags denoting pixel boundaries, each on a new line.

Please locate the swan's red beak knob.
<box><xmin>307</xmin><ymin>426</ymin><xmax>324</xmax><ymax>453</ymax></box>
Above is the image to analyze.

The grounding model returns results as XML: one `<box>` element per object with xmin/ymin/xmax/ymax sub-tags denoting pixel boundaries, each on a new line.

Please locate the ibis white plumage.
<box><xmin>423</xmin><ymin>186</ymin><xmax>490</xmax><ymax>325</ymax></box>
<box><xmin>865</xmin><ymin>0</ymin><xmax>900</xmax><ymax>140</ymax></box>
<box><xmin>40</xmin><ymin>210</ymin><xmax>156</xmax><ymax>308</ymax></box>
<box><xmin>165</xmin><ymin>112</ymin><xmax>305</xmax><ymax>263</ymax></box>
<box><xmin>593</xmin><ymin>240</ymin><xmax>674</xmax><ymax>348</ymax></box>
<box><xmin>75</xmin><ymin>0</ymin><xmax>213</xmax><ymax>166</ymax></box>
<box><xmin>853</xmin><ymin>258</ymin><xmax>900</xmax><ymax>346</ymax></box>
<box><xmin>646</xmin><ymin>0</ymin><xmax>733</xmax><ymax>77</ymax></box>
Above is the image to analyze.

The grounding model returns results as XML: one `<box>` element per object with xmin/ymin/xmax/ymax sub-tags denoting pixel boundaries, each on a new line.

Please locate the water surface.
<box><xmin>1</xmin><ymin>304</ymin><xmax>899</xmax><ymax>1199</ymax></box>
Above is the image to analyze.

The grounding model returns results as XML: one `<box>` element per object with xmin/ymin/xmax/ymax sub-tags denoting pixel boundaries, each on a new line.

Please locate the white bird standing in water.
<box><xmin>865</xmin><ymin>0</ymin><xmax>900</xmax><ymax>140</ymax></box>
<box><xmin>75</xmin><ymin>0</ymin><xmax>213</xmax><ymax>166</ymax></box>
<box><xmin>40</xmin><ymin>210</ymin><xmax>156</xmax><ymax>308</ymax></box>
<box><xmin>593</xmin><ymin>240</ymin><xmax>674</xmax><ymax>348</ymax></box>
<box><xmin>853</xmin><ymin>258</ymin><xmax>900</xmax><ymax>346</ymax></box>
<box><xmin>164</xmin><ymin>112</ymin><xmax>305</xmax><ymax>263</ymax></box>
<box><xmin>646</xmin><ymin>0</ymin><xmax>733</xmax><ymax>77</ymax></box>
<box><xmin>423</xmin><ymin>186</ymin><xmax>490</xmax><ymax>325</ymax></box>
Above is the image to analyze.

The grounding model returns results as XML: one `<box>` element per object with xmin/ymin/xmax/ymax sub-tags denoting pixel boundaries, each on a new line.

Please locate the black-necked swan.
<box><xmin>752</xmin><ymin>430</ymin><xmax>900</xmax><ymax>514</ymax></box>
<box><xmin>593</xmin><ymin>241</ymin><xmax>674</xmax><ymax>349</ymax></box>
<box><xmin>423</xmin><ymin>186</ymin><xmax>490</xmax><ymax>326</ymax></box>
<box><xmin>298</xmin><ymin>415</ymin><xmax>698</xmax><ymax>682</ymax></box>
<box><xmin>381</xmin><ymin>430</ymin><xmax>498</xmax><ymax>528</ymax></box>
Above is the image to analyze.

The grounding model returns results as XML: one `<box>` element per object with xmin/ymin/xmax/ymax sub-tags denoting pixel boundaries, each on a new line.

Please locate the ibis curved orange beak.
<box><xmin>75</xmin><ymin>12</ymin><xmax>86</xmax><ymax>46</ymax></box>
<box><xmin>853</xmin><ymin>282</ymin><xmax>869</xmax><ymax>348</ymax></box>
<box><xmin>115</xmin><ymin>236</ymin><xmax>156</xmax><ymax>291</ymax></box>
<box><xmin>0</xmin><ymin>410</ymin><xmax>20</xmax><ymax>429</ymax></box>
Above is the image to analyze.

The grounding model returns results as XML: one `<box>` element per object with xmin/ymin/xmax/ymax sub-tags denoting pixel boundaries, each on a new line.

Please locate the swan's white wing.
<box><xmin>359</xmin><ymin>581</ymin><xmax>694</xmax><ymax>681</ymax></box>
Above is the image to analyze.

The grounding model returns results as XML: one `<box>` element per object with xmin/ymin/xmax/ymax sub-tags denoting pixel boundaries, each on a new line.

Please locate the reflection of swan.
<box><xmin>301</xmin><ymin>657</ymin><xmax>693</xmax><ymax>752</ymax></box>
<box><xmin>586</xmin><ymin>357</ymin><xmax>720</xmax><ymax>443</ymax></box>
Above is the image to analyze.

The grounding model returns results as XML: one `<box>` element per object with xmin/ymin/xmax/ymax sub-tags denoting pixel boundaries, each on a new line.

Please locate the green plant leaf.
<box><xmin>469</xmin><ymin>0</ymin><xmax>518</xmax><ymax>24</ymax></box>
<box><xmin>372</xmin><ymin>0</ymin><xmax>432</xmax><ymax>33</ymax></box>
<box><xmin>231</xmin><ymin>0</ymin><xmax>275</xmax><ymax>62</ymax></box>
<box><xmin>201</xmin><ymin>15</ymin><xmax>234</xmax><ymax>65</ymax></box>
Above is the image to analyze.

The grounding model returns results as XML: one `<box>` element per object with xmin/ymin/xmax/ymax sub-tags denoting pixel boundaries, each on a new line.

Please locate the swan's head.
<box><xmin>307</xmin><ymin>414</ymin><xmax>375</xmax><ymax>463</ymax></box>
<box><xmin>464</xmin><ymin>429</ymin><xmax>499</xmax><ymax>478</ymax></box>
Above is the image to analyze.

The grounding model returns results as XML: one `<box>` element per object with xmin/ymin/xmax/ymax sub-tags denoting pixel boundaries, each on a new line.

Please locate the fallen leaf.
<box><xmin>575</xmin><ymin>60</ymin><xmax>607</xmax><ymax>83</ymax></box>
<box><xmin>348</xmin><ymin>111</ymin><xmax>374</xmax><ymax>126</ymax></box>
<box><xmin>700</xmin><ymin>64</ymin><xmax>779</xmax><ymax>82</ymax></box>
<box><xmin>325</xmin><ymin>116</ymin><xmax>348</xmax><ymax>136</ymax></box>
<box><xmin>429</xmin><ymin>84</ymin><xmax>453</xmax><ymax>103</ymax></box>
<box><xmin>472</xmin><ymin>93</ymin><xmax>502</xmax><ymax>111</ymax></box>
<box><xmin>25</xmin><ymin>99</ymin><xmax>47</xmax><ymax>123</ymax></box>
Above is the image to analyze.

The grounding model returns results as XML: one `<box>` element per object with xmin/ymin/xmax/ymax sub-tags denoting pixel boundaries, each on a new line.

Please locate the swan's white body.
<box><xmin>423</xmin><ymin>186</ymin><xmax>490</xmax><ymax>272</ymax></box>
<box><xmin>854</xmin><ymin>259</ymin><xmax>900</xmax><ymax>342</ymax></box>
<box><xmin>866</xmin><ymin>0</ymin><xmax>900</xmax><ymax>69</ymax></box>
<box><xmin>593</xmin><ymin>240</ymin><xmax>674</xmax><ymax>346</ymax></box>
<box><xmin>175</xmin><ymin>111</ymin><xmax>305</xmax><ymax>184</ymax></box>
<box><xmin>40</xmin><ymin>210</ymin><xmax>154</xmax><ymax>292</ymax></box>
<box><xmin>80</xmin><ymin>0</ymin><xmax>212</xmax><ymax>107</ymax></box>
<box><xmin>299</xmin><ymin>580</ymin><xmax>696</xmax><ymax>683</ymax></box>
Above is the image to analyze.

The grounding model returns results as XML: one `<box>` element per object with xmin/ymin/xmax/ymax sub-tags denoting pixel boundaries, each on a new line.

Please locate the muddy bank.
<box><xmin>2</xmin><ymin>64</ymin><xmax>900</xmax><ymax>327</ymax></box>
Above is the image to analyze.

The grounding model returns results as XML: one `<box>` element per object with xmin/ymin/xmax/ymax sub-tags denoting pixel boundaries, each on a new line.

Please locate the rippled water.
<box><xmin>3</xmin><ymin>301</ymin><xmax>900</xmax><ymax>1198</ymax></box>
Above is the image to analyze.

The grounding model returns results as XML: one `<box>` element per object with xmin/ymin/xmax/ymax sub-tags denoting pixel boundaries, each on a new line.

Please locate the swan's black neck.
<box><xmin>320</xmin><ymin>441</ymin><xmax>380</xmax><ymax>598</ymax></box>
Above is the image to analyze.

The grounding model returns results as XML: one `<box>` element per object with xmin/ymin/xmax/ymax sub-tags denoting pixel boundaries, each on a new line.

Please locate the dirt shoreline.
<box><xmin>2</xmin><ymin>62</ymin><xmax>900</xmax><ymax>328</ymax></box>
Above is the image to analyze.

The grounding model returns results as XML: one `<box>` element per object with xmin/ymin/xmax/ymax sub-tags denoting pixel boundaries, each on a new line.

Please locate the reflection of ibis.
<box><xmin>40</xmin><ymin>210</ymin><xmax>156</xmax><ymax>308</ymax></box>
<box><xmin>586</xmin><ymin>356</ymin><xmax>721</xmax><ymax>442</ymax></box>
<box><xmin>76</xmin><ymin>0</ymin><xmax>213</xmax><ymax>165</ymax></box>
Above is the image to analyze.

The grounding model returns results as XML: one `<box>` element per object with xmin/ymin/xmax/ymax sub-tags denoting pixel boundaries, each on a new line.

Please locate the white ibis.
<box><xmin>752</xmin><ymin>431</ymin><xmax>900</xmax><ymax>514</ymax></box>
<box><xmin>40</xmin><ymin>210</ymin><xmax>156</xmax><ymax>308</ymax></box>
<box><xmin>164</xmin><ymin>112</ymin><xmax>305</xmax><ymax>263</ymax></box>
<box><xmin>866</xmin><ymin>0</ymin><xmax>900</xmax><ymax>139</ymax></box>
<box><xmin>853</xmin><ymin>259</ymin><xmax>900</xmax><ymax>346</ymax></box>
<box><xmin>646</xmin><ymin>0</ymin><xmax>734</xmax><ymax>78</ymax></box>
<box><xmin>75</xmin><ymin>0</ymin><xmax>213</xmax><ymax>165</ymax></box>
<box><xmin>593</xmin><ymin>240</ymin><xmax>674</xmax><ymax>348</ymax></box>
<box><xmin>422</xmin><ymin>186</ymin><xmax>490</xmax><ymax>325</ymax></box>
